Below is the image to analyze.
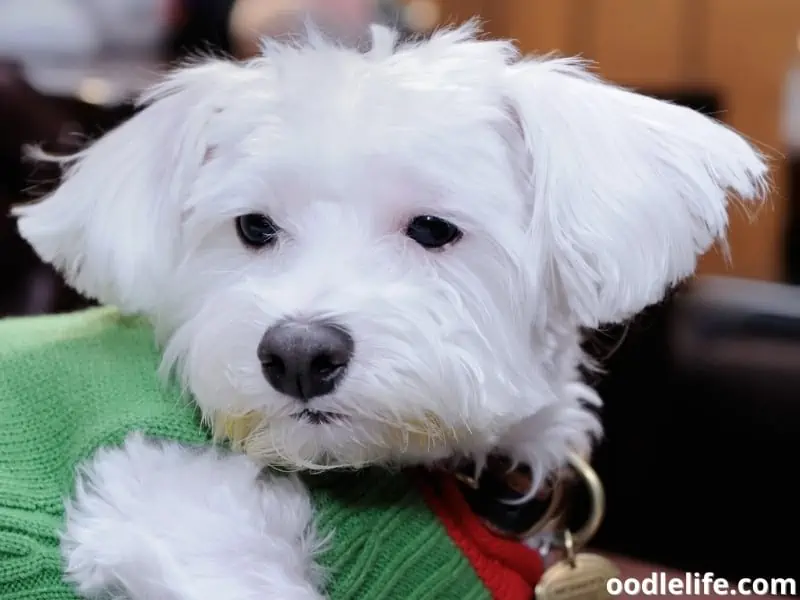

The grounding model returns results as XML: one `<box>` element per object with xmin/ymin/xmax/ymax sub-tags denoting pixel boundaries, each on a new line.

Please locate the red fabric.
<box><xmin>416</xmin><ymin>473</ymin><xmax>545</xmax><ymax>600</ymax></box>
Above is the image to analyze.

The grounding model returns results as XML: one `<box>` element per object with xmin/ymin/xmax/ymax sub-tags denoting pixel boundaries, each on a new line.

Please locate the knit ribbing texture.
<box><xmin>0</xmin><ymin>308</ymin><xmax>491</xmax><ymax>599</ymax></box>
<box><xmin>305</xmin><ymin>470</ymin><xmax>490</xmax><ymax>600</ymax></box>
<box><xmin>0</xmin><ymin>308</ymin><xmax>209</xmax><ymax>599</ymax></box>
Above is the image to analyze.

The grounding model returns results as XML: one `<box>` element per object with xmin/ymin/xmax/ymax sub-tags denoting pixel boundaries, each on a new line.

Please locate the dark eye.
<box><xmin>405</xmin><ymin>215</ymin><xmax>462</xmax><ymax>249</ymax></box>
<box><xmin>236</xmin><ymin>213</ymin><xmax>280</xmax><ymax>248</ymax></box>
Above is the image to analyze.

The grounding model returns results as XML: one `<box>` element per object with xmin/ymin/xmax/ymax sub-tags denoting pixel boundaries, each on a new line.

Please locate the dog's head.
<box><xmin>15</xmin><ymin>24</ymin><xmax>768</xmax><ymax>476</ymax></box>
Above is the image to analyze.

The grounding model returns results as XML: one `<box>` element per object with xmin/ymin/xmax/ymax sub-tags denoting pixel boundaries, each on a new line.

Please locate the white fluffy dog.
<box><xmin>14</xmin><ymin>22</ymin><xmax>767</xmax><ymax>600</ymax></box>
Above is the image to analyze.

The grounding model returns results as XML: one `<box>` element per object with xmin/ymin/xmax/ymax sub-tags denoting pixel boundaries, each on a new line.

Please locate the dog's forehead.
<box><xmin>263</xmin><ymin>28</ymin><xmax>512</xmax><ymax>112</ymax></box>
<box><xmin>276</xmin><ymin>45</ymin><xmax>505</xmax><ymax>123</ymax></box>
<box><xmin>213</xmin><ymin>34</ymin><xmax>514</xmax><ymax>162</ymax></box>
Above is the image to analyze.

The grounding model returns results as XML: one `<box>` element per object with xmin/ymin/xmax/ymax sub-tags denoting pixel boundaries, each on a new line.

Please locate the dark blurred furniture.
<box><xmin>589</xmin><ymin>277</ymin><xmax>800</xmax><ymax>586</ymax></box>
<box><xmin>0</xmin><ymin>61</ymin><xmax>134</xmax><ymax>316</ymax></box>
<box><xmin>785</xmin><ymin>155</ymin><xmax>800</xmax><ymax>284</ymax></box>
<box><xmin>168</xmin><ymin>0</ymin><xmax>238</xmax><ymax>57</ymax></box>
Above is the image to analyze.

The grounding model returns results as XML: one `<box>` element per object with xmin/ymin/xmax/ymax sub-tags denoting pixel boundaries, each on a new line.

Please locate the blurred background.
<box><xmin>1</xmin><ymin>0</ymin><xmax>799</xmax><ymax>591</ymax></box>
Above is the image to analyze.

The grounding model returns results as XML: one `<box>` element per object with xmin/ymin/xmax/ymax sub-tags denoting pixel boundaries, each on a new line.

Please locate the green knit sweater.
<box><xmin>0</xmin><ymin>308</ymin><xmax>489</xmax><ymax>599</ymax></box>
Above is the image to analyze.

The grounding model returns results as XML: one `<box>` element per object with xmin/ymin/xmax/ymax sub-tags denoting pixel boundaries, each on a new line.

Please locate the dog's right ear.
<box><xmin>13</xmin><ymin>59</ymin><xmax>246</xmax><ymax>314</ymax></box>
<box><xmin>503</xmin><ymin>57</ymin><xmax>769</xmax><ymax>328</ymax></box>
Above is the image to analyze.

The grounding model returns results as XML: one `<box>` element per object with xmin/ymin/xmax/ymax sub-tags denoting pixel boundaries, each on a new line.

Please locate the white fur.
<box><xmin>63</xmin><ymin>434</ymin><xmax>324</xmax><ymax>600</ymax></box>
<box><xmin>15</xmin><ymin>22</ymin><xmax>768</xmax><ymax>599</ymax></box>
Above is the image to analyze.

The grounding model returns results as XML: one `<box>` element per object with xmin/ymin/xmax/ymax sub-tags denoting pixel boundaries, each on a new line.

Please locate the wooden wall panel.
<box><xmin>698</xmin><ymin>0</ymin><xmax>800</xmax><ymax>281</ymax></box>
<box><xmin>429</xmin><ymin>0</ymin><xmax>488</xmax><ymax>28</ymax></box>
<box><xmin>433</xmin><ymin>1</ymin><xmax>573</xmax><ymax>55</ymax></box>
<box><xmin>492</xmin><ymin>1</ymin><xmax>573</xmax><ymax>56</ymax></box>
<box><xmin>592</xmin><ymin>0</ymin><xmax>683</xmax><ymax>86</ymax></box>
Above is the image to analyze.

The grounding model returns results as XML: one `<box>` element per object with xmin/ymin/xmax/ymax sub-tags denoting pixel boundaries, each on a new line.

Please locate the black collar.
<box><xmin>450</xmin><ymin>456</ymin><xmax>566</xmax><ymax>539</ymax></box>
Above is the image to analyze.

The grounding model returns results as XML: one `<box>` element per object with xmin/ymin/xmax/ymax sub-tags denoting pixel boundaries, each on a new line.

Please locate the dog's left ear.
<box><xmin>504</xmin><ymin>57</ymin><xmax>769</xmax><ymax>328</ymax></box>
<box><xmin>13</xmin><ymin>59</ymin><xmax>246</xmax><ymax>314</ymax></box>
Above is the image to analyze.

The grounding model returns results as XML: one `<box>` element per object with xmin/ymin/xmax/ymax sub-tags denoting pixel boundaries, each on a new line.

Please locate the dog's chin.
<box><xmin>216</xmin><ymin>412</ymin><xmax>463</xmax><ymax>470</ymax></box>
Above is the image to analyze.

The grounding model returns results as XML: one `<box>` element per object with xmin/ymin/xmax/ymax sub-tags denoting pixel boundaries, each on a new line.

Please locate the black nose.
<box><xmin>257</xmin><ymin>321</ymin><xmax>354</xmax><ymax>401</ymax></box>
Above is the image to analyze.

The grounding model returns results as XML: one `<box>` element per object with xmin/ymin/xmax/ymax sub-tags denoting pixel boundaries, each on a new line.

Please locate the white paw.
<box><xmin>63</xmin><ymin>432</ymin><xmax>324</xmax><ymax>600</ymax></box>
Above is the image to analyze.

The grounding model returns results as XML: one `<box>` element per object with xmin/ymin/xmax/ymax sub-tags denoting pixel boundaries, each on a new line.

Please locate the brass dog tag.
<box><xmin>536</xmin><ymin>531</ymin><xmax>620</xmax><ymax>600</ymax></box>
